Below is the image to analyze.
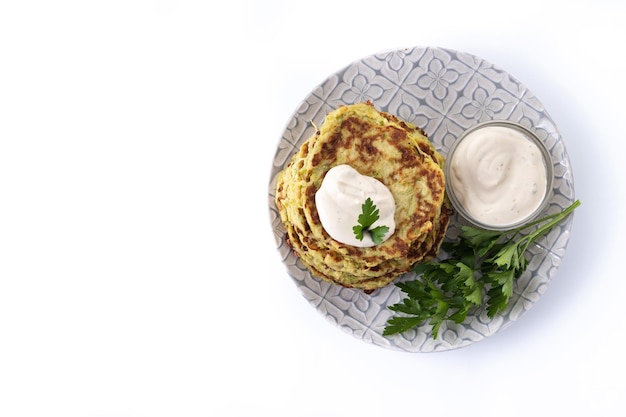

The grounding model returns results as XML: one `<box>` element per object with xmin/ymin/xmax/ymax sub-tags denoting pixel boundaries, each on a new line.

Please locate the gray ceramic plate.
<box><xmin>268</xmin><ymin>46</ymin><xmax>576</xmax><ymax>352</ymax></box>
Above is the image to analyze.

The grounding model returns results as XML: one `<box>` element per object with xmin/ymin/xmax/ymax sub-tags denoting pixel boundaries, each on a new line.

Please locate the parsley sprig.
<box><xmin>383</xmin><ymin>199</ymin><xmax>581</xmax><ymax>339</ymax></box>
<box><xmin>353</xmin><ymin>197</ymin><xmax>390</xmax><ymax>245</ymax></box>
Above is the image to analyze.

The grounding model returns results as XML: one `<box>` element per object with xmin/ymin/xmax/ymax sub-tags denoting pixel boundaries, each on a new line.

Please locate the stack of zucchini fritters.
<box><xmin>275</xmin><ymin>102</ymin><xmax>452</xmax><ymax>292</ymax></box>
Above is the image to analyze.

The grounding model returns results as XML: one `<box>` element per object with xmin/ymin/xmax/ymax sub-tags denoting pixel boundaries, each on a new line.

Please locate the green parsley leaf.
<box><xmin>491</xmin><ymin>244</ymin><xmax>521</xmax><ymax>271</ymax></box>
<box><xmin>353</xmin><ymin>197</ymin><xmax>389</xmax><ymax>245</ymax></box>
<box><xmin>352</xmin><ymin>224</ymin><xmax>364</xmax><ymax>241</ymax></box>
<box><xmin>369</xmin><ymin>225</ymin><xmax>390</xmax><ymax>245</ymax></box>
<box><xmin>384</xmin><ymin>199</ymin><xmax>581</xmax><ymax>339</ymax></box>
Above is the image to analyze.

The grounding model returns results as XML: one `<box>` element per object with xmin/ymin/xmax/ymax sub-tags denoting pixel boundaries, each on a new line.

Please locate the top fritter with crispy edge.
<box><xmin>275</xmin><ymin>101</ymin><xmax>451</xmax><ymax>291</ymax></box>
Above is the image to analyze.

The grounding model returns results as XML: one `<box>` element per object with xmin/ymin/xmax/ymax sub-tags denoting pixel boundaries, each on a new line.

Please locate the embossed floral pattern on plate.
<box><xmin>268</xmin><ymin>46</ymin><xmax>576</xmax><ymax>352</ymax></box>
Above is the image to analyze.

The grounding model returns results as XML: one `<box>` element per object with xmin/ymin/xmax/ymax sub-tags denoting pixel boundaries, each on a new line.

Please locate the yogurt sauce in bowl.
<box><xmin>445</xmin><ymin>121</ymin><xmax>553</xmax><ymax>230</ymax></box>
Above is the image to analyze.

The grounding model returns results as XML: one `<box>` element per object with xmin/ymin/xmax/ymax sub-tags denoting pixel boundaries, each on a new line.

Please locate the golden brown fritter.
<box><xmin>275</xmin><ymin>102</ymin><xmax>451</xmax><ymax>292</ymax></box>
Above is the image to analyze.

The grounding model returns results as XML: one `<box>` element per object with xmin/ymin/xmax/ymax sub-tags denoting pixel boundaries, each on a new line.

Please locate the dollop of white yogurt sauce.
<box><xmin>449</xmin><ymin>125</ymin><xmax>548</xmax><ymax>227</ymax></box>
<box><xmin>315</xmin><ymin>164</ymin><xmax>396</xmax><ymax>247</ymax></box>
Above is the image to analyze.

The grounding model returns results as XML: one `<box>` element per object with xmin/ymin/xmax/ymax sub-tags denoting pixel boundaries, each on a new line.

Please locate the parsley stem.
<box><xmin>511</xmin><ymin>199</ymin><xmax>581</xmax><ymax>235</ymax></box>
<box><xmin>517</xmin><ymin>199</ymin><xmax>581</xmax><ymax>250</ymax></box>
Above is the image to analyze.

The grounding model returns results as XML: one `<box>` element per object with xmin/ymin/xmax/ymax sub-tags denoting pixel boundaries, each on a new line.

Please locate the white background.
<box><xmin>1</xmin><ymin>1</ymin><xmax>625</xmax><ymax>416</ymax></box>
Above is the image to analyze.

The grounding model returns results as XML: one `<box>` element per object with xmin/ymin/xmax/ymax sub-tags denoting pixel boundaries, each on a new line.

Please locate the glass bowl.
<box><xmin>444</xmin><ymin>120</ymin><xmax>554</xmax><ymax>231</ymax></box>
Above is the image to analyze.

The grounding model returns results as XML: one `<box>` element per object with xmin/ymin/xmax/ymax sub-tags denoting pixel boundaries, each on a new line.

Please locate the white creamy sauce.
<box><xmin>315</xmin><ymin>164</ymin><xmax>396</xmax><ymax>247</ymax></box>
<box><xmin>449</xmin><ymin>125</ymin><xmax>548</xmax><ymax>227</ymax></box>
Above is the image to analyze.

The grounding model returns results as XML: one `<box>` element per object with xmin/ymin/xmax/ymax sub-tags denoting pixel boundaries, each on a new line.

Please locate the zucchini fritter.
<box><xmin>275</xmin><ymin>102</ymin><xmax>452</xmax><ymax>292</ymax></box>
